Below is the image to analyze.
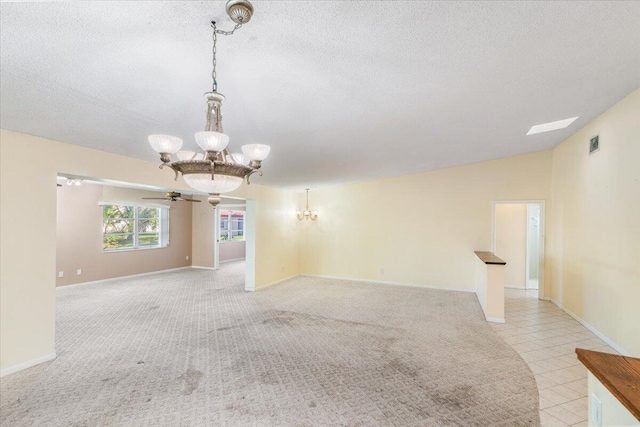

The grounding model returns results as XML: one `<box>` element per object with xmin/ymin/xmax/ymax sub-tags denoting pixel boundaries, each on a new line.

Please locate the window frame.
<box><xmin>219</xmin><ymin>209</ymin><xmax>245</xmax><ymax>243</ymax></box>
<box><xmin>100</xmin><ymin>202</ymin><xmax>170</xmax><ymax>252</ymax></box>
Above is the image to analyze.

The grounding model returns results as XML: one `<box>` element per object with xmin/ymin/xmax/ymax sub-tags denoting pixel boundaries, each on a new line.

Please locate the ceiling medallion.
<box><xmin>147</xmin><ymin>0</ymin><xmax>269</xmax><ymax>208</ymax></box>
<box><xmin>297</xmin><ymin>189</ymin><xmax>318</xmax><ymax>221</ymax></box>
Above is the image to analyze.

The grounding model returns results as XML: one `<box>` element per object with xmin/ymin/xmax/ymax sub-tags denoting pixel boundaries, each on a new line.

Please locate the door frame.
<box><xmin>491</xmin><ymin>200</ymin><xmax>545</xmax><ymax>300</ymax></box>
<box><xmin>213</xmin><ymin>200</ymin><xmax>256</xmax><ymax>292</ymax></box>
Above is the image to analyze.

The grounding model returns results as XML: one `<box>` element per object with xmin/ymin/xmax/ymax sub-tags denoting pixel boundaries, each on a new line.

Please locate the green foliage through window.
<box><xmin>103</xmin><ymin>205</ymin><xmax>168</xmax><ymax>250</ymax></box>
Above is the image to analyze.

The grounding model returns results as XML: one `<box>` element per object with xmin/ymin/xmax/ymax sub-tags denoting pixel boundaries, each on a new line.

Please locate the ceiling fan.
<box><xmin>142</xmin><ymin>192</ymin><xmax>201</xmax><ymax>203</ymax></box>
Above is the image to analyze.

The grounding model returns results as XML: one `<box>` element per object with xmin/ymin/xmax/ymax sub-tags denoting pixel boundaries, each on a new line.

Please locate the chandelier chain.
<box><xmin>211</xmin><ymin>22</ymin><xmax>243</xmax><ymax>93</ymax></box>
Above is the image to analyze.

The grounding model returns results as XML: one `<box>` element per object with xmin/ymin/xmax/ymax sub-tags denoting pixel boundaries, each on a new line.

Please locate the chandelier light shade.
<box><xmin>183</xmin><ymin>174</ymin><xmax>243</xmax><ymax>196</ymax></box>
<box><xmin>176</xmin><ymin>150</ymin><xmax>205</xmax><ymax>161</ymax></box>
<box><xmin>148</xmin><ymin>135</ymin><xmax>183</xmax><ymax>161</ymax></box>
<box><xmin>146</xmin><ymin>0</ymin><xmax>269</xmax><ymax>208</ymax></box>
<box><xmin>241</xmin><ymin>144</ymin><xmax>271</xmax><ymax>160</ymax></box>
<box><xmin>230</xmin><ymin>153</ymin><xmax>250</xmax><ymax>166</ymax></box>
<box><xmin>194</xmin><ymin>130</ymin><xmax>229</xmax><ymax>153</ymax></box>
<box><xmin>297</xmin><ymin>189</ymin><xmax>318</xmax><ymax>221</ymax></box>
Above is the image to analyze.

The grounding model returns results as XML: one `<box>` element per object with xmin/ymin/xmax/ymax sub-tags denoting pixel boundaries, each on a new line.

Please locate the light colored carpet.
<box><xmin>1</xmin><ymin>261</ymin><xmax>539</xmax><ymax>426</ymax></box>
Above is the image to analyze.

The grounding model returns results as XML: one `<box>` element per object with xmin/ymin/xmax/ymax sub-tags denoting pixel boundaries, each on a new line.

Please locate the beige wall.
<box><xmin>0</xmin><ymin>129</ymin><xmax>299</xmax><ymax>370</ymax></box>
<box><xmin>299</xmin><ymin>150</ymin><xmax>553</xmax><ymax>291</ymax></box>
<box><xmin>191</xmin><ymin>195</ymin><xmax>216</xmax><ymax>268</ymax></box>
<box><xmin>549</xmin><ymin>88</ymin><xmax>640</xmax><ymax>356</ymax></box>
<box><xmin>56</xmin><ymin>184</ymin><xmax>192</xmax><ymax>286</ymax></box>
<box><xmin>220</xmin><ymin>241</ymin><xmax>246</xmax><ymax>261</ymax></box>
<box><xmin>495</xmin><ymin>203</ymin><xmax>527</xmax><ymax>288</ymax></box>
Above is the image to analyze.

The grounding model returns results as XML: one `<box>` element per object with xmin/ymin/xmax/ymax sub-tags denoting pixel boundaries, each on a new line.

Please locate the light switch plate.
<box><xmin>76</xmin><ymin>269</ymin><xmax>82</xmax><ymax>275</ymax></box>
<box><xmin>591</xmin><ymin>393</ymin><xmax>602</xmax><ymax>427</ymax></box>
<box><xmin>58</xmin><ymin>271</ymin><xmax>64</xmax><ymax>278</ymax></box>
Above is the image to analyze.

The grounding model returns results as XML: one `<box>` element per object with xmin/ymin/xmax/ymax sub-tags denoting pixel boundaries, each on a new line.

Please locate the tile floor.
<box><xmin>491</xmin><ymin>289</ymin><xmax>619</xmax><ymax>427</ymax></box>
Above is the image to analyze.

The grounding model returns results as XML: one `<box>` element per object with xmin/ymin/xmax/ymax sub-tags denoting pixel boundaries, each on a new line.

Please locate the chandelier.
<box><xmin>147</xmin><ymin>0</ymin><xmax>269</xmax><ymax>208</ymax></box>
<box><xmin>297</xmin><ymin>189</ymin><xmax>318</xmax><ymax>221</ymax></box>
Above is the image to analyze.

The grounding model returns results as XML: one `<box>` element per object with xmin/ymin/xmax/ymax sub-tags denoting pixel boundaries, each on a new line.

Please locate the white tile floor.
<box><xmin>491</xmin><ymin>289</ymin><xmax>619</xmax><ymax>427</ymax></box>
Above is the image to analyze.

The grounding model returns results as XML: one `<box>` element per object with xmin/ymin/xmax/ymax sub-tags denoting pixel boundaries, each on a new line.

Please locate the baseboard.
<box><xmin>545</xmin><ymin>297</ymin><xmax>631</xmax><ymax>357</ymax></box>
<box><xmin>56</xmin><ymin>267</ymin><xmax>192</xmax><ymax>289</ymax></box>
<box><xmin>253</xmin><ymin>274</ymin><xmax>300</xmax><ymax>292</ymax></box>
<box><xmin>300</xmin><ymin>274</ymin><xmax>475</xmax><ymax>293</ymax></box>
<box><xmin>191</xmin><ymin>266</ymin><xmax>216</xmax><ymax>270</ymax></box>
<box><xmin>220</xmin><ymin>258</ymin><xmax>246</xmax><ymax>264</ymax></box>
<box><xmin>505</xmin><ymin>285</ymin><xmax>526</xmax><ymax>289</ymax></box>
<box><xmin>486</xmin><ymin>316</ymin><xmax>506</xmax><ymax>324</ymax></box>
<box><xmin>1</xmin><ymin>352</ymin><xmax>56</xmax><ymax>377</ymax></box>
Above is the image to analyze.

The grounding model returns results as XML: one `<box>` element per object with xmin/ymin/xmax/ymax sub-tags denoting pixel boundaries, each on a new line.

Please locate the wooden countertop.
<box><xmin>474</xmin><ymin>251</ymin><xmax>506</xmax><ymax>265</ymax></box>
<box><xmin>576</xmin><ymin>348</ymin><xmax>640</xmax><ymax>421</ymax></box>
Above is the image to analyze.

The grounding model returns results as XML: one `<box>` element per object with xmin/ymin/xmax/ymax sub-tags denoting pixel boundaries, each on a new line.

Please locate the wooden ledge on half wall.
<box><xmin>576</xmin><ymin>348</ymin><xmax>640</xmax><ymax>422</ymax></box>
<box><xmin>474</xmin><ymin>251</ymin><xmax>506</xmax><ymax>265</ymax></box>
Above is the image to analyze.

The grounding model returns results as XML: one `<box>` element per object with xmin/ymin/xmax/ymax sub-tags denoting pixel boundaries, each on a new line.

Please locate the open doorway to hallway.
<box><xmin>216</xmin><ymin>200</ymin><xmax>246</xmax><ymax>269</ymax></box>
<box><xmin>492</xmin><ymin>201</ymin><xmax>545</xmax><ymax>299</ymax></box>
<box><xmin>212</xmin><ymin>197</ymin><xmax>256</xmax><ymax>291</ymax></box>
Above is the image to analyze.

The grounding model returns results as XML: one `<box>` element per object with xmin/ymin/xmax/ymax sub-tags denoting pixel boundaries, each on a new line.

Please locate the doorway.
<box><xmin>492</xmin><ymin>201</ymin><xmax>544</xmax><ymax>299</ymax></box>
<box><xmin>213</xmin><ymin>197</ymin><xmax>256</xmax><ymax>291</ymax></box>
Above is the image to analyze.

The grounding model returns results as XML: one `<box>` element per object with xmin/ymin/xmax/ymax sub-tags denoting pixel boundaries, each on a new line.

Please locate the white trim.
<box><xmin>486</xmin><ymin>317</ymin><xmax>505</xmax><ymax>324</ymax></box>
<box><xmin>545</xmin><ymin>297</ymin><xmax>631</xmax><ymax>357</ymax></box>
<box><xmin>56</xmin><ymin>267</ymin><xmax>191</xmax><ymax>289</ymax></box>
<box><xmin>253</xmin><ymin>274</ymin><xmax>300</xmax><ymax>292</ymax></box>
<box><xmin>525</xmin><ymin>204</ymin><xmax>531</xmax><ymax>290</ymax></box>
<box><xmin>102</xmin><ymin>245</ymin><xmax>169</xmax><ymax>254</ymax></box>
<box><xmin>218</xmin><ymin>204</ymin><xmax>246</xmax><ymax>209</ymax></box>
<box><xmin>1</xmin><ymin>353</ymin><xmax>56</xmax><ymax>377</ymax></box>
<box><xmin>491</xmin><ymin>200</ymin><xmax>546</xmax><ymax>300</ymax></box>
<box><xmin>244</xmin><ymin>200</ymin><xmax>257</xmax><ymax>292</ymax></box>
<box><xmin>505</xmin><ymin>285</ymin><xmax>526</xmax><ymax>289</ymax></box>
<box><xmin>98</xmin><ymin>200</ymin><xmax>170</xmax><ymax>209</ymax></box>
<box><xmin>214</xmin><ymin>206</ymin><xmax>220</xmax><ymax>270</ymax></box>
<box><xmin>220</xmin><ymin>257</ymin><xmax>246</xmax><ymax>263</ymax></box>
<box><xmin>301</xmin><ymin>274</ymin><xmax>475</xmax><ymax>293</ymax></box>
<box><xmin>191</xmin><ymin>266</ymin><xmax>216</xmax><ymax>270</ymax></box>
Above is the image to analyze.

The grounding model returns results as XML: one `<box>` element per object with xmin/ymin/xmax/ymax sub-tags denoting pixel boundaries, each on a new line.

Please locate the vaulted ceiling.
<box><xmin>1</xmin><ymin>1</ymin><xmax>639</xmax><ymax>189</ymax></box>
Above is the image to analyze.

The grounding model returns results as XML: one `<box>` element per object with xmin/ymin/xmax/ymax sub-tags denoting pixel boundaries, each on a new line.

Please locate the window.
<box><xmin>102</xmin><ymin>204</ymin><xmax>169</xmax><ymax>251</ymax></box>
<box><xmin>219</xmin><ymin>210</ymin><xmax>244</xmax><ymax>242</ymax></box>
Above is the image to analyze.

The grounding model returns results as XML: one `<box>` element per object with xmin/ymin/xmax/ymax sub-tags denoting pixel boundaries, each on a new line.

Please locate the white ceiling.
<box><xmin>2</xmin><ymin>1</ymin><xmax>639</xmax><ymax>189</ymax></box>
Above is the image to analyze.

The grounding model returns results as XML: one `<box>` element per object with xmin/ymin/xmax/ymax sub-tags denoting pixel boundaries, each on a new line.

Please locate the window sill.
<box><xmin>103</xmin><ymin>246</ymin><xmax>169</xmax><ymax>254</ymax></box>
<box><xmin>219</xmin><ymin>241</ymin><xmax>246</xmax><ymax>244</ymax></box>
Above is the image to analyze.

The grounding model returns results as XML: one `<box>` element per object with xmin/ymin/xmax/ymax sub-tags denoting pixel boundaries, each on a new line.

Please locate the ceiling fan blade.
<box><xmin>178</xmin><ymin>198</ymin><xmax>201</xmax><ymax>202</ymax></box>
<box><xmin>142</xmin><ymin>197</ymin><xmax>170</xmax><ymax>200</ymax></box>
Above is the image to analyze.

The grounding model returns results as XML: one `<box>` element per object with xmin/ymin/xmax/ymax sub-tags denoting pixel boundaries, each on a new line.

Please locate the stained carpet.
<box><xmin>0</xmin><ymin>261</ymin><xmax>539</xmax><ymax>426</ymax></box>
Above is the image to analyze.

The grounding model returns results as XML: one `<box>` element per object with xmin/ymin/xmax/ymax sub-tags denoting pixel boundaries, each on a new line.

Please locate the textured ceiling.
<box><xmin>1</xmin><ymin>1</ymin><xmax>639</xmax><ymax>189</ymax></box>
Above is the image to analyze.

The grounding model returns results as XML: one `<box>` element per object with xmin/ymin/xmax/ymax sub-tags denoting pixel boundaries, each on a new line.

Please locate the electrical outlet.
<box><xmin>58</xmin><ymin>271</ymin><xmax>64</xmax><ymax>278</ymax></box>
<box><xmin>76</xmin><ymin>269</ymin><xmax>82</xmax><ymax>276</ymax></box>
<box><xmin>186</xmin><ymin>255</ymin><xmax>189</xmax><ymax>260</ymax></box>
<box><xmin>591</xmin><ymin>393</ymin><xmax>602</xmax><ymax>427</ymax></box>
<box><xmin>380</xmin><ymin>268</ymin><xmax>384</xmax><ymax>275</ymax></box>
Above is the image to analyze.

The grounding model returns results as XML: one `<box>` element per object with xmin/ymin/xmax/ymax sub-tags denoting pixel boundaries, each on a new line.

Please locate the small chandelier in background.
<box><xmin>147</xmin><ymin>0</ymin><xmax>270</xmax><ymax>208</ymax></box>
<box><xmin>297</xmin><ymin>189</ymin><xmax>318</xmax><ymax>221</ymax></box>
